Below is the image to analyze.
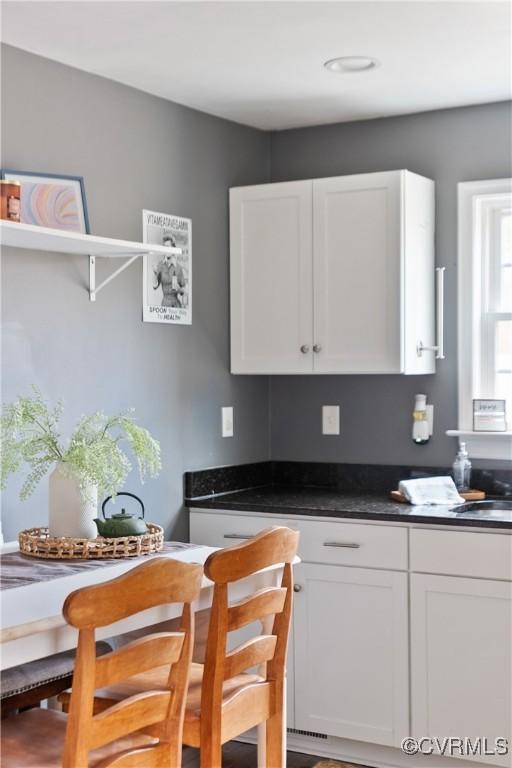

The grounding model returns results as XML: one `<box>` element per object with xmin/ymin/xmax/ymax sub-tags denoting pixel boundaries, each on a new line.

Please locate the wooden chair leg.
<box><xmin>265</xmin><ymin>682</ymin><xmax>286</xmax><ymax>768</ymax></box>
<box><xmin>257</xmin><ymin>721</ymin><xmax>267</xmax><ymax>768</ymax></box>
<box><xmin>266</xmin><ymin>710</ymin><xmax>285</xmax><ymax>768</ymax></box>
<box><xmin>200</xmin><ymin>738</ymin><xmax>222</xmax><ymax>768</ymax></box>
<box><xmin>168</xmin><ymin>741</ymin><xmax>182</xmax><ymax>768</ymax></box>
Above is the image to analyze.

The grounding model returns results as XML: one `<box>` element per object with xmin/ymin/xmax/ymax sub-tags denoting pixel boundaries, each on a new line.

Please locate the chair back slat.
<box><xmin>227</xmin><ymin>587</ymin><xmax>287</xmax><ymax>632</ymax></box>
<box><xmin>64</xmin><ymin>558</ymin><xmax>201</xmax><ymax>629</ymax></box>
<box><xmin>61</xmin><ymin>558</ymin><xmax>203</xmax><ymax>768</ymax></box>
<box><xmin>90</xmin><ymin>691</ymin><xmax>171</xmax><ymax>750</ymax></box>
<box><xmin>224</xmin><ymin>635</ymin><xmax>277</xmax><ymax>679</ymax></box>
<box><xmin>95</xmin><ymin>633</ymin><xmax>184</xmax><ymax>689</ymax></box>
<box><xmin>205</xmin><ymin>526</ymin><xmax>298</xmax><ymax>584</ymax></box>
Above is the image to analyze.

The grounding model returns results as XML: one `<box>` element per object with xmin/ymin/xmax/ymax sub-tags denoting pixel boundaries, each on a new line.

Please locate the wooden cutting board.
<box><xmin>390</xmin><ymin>489</ymin><xmax>485</xmax><ymax>503</ymax></box>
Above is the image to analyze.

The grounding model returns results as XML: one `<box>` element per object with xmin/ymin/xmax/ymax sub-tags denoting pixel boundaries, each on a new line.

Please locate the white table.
<box><xmin>0</xmin><ymin>544</ymin><xmax>282</xmax><ymax>670</ymax></box>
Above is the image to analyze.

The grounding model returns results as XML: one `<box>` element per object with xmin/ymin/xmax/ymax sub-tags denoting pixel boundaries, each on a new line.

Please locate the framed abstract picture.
<box><xmin>0</xmin><ymin>169</ymin><xmax>90</xmax><ymax>233</ymax></box>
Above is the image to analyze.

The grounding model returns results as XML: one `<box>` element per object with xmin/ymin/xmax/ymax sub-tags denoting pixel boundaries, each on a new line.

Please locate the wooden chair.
<box><xmin>1</xmin><ymin>557</ymin><xmax>203</xmax><ymax>768</ymax></box>
<box><xmin>69</xmin><ymin>526</ymin><xmax>300</xmax><ymax>768</ymax></box>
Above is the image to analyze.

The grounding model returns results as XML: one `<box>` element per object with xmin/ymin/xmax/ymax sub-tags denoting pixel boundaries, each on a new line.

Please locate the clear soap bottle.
<box><xmin>452</xmin><ymin>442</ymin><xmax>472</xmax><ymax>491</ymax></box>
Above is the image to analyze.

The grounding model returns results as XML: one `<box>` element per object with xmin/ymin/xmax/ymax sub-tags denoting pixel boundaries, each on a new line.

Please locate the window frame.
<box><xmin>454</xmin><ymin>178</ymin><xmax>512</xmax><ymax>461</ymax></box>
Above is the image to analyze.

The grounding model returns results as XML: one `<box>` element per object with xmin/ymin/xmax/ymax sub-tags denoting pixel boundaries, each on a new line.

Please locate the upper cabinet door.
<box><xmin>230</xmin><ymin>181</ymin><xmax>313</xmax><ymax>374</ymax></box>
<box><xmin>312</xmin><ymin>171</ymin><xmax>403</xmax><ymax>373</ymax></box>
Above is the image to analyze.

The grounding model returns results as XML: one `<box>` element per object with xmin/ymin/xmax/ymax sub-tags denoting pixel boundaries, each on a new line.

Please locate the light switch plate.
<box><xmin>322</xmin><ymin>405</ymin><xmax>340</xmax><ymax>435</ymax></box>
<box><xmin>222</xmin><ymin>407</ymin><xmax>234</xmax><ymax>438</ymax></box>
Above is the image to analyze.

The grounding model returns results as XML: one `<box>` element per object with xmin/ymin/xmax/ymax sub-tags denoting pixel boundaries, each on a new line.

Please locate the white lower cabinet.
<box><xmin>190</xmin><ymin>509</ymin><xmax>512</xmax><ymax>766</ymax></box>
<box><xmin>410</xmin><ymin>573</ymin><xmax>512</xmax><ymax>767</ymax></box>
<box><xmin>293</xmin><ymin>562</ymin><xmax>409</xmax><ymax>747</ymax></box>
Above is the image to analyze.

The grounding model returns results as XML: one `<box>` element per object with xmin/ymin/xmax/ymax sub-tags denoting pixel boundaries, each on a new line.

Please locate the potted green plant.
<box><xmin>1</xmin><ymin>389</ymin><xmax>161</xmax><ymax>539</ymax></box>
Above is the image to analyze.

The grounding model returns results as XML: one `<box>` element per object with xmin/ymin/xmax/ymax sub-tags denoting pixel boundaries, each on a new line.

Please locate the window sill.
<box><xmin>446</xmin><ymin>430</ymin><xmax>512</xmax><ymax>460</ymax></box>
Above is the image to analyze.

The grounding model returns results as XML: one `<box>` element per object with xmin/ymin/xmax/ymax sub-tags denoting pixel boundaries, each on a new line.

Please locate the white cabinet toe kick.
<box><xmin>190</xmin><ymin>508</ymin><xmax>512</xmax><ymax>768</ymax></box>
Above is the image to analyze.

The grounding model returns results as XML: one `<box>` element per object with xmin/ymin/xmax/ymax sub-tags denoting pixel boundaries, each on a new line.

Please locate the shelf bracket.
<box><xmin>89</xmin><ymin>252</ymin><xmax>144</xmax><ymax>301</ymax></box>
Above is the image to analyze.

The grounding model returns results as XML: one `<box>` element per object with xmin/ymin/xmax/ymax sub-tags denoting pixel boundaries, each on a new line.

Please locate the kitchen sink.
<box><xmin>453</xmin><ymin>500</ymin><xmax>512</xmax><ymax>513</ymax></box>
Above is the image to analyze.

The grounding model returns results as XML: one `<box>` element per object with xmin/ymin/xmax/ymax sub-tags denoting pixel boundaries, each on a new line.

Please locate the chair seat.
<box><xmin>183</xmin><ymin>664</ymin><xmax>270</xmax><ymax>747</ymax></box>
<box><xmin>90</xmin><ymin>661</ymin><xmax>266</xmax><ymax>745</ymax></box>
<box><xmin>185</xmin><ymin>663</ymin><xmax>265</xmax><ymax>718</ymax></box>
<box><xmin>1</xmin><ymin>708</ymin><xmax>157</xmax><ymax>768</ymax></box>
<box><xmin>95</xmin><ymin>661</ymin><xmax>264</xmax><ymax>716</ymax></box>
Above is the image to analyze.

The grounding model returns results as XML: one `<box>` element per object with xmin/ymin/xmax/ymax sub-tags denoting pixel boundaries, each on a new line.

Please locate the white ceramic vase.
<box><xmin>48</xmin><ymin>463</ymin><xmax>98</xmax><ymax>539</ymax></box>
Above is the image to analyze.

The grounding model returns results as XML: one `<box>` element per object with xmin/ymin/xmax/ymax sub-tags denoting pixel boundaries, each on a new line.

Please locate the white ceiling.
<box><xmin>2</xmin><ymin>1</ymin><xmax>511</xmax><ymax>131</ymax></box>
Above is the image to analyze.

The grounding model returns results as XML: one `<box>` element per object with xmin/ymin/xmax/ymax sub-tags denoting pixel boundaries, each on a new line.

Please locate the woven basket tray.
<box><xmin>18</xmin><ymin>524</ymin><xmax>164</xmax><ymax>560</ymax></box>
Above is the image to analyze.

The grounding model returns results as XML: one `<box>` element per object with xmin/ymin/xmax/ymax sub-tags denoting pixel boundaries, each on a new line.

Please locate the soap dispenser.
<box><xmin>453</xmin><ymin>442</ymin><xmax>472</xmax><ymax>491</ymax></box>
<box><xmin>412</xmin><ymin>394</ymin><xmax>429</xmax><ymax>444</ymax></box>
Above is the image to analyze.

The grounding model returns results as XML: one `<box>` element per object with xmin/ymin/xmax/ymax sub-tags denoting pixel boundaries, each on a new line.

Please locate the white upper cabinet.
<box><xmin>230</xmin><ymin>170</ymin><xmax>436</xmax><ymax>375</ymax></box>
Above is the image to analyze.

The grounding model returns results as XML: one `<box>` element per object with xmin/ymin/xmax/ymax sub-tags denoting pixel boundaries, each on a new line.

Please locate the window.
<box><xmin>456</xmin><ymin>179</ymin><xmax>512</xmax><ymax>460</ymax></box>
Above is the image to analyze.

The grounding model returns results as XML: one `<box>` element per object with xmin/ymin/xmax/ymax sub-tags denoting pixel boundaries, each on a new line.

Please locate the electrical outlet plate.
<box><xmin>222</xmin><ymin>407</ymin><xmax>234</xmax><ymax>438</ymax></box>
<box><xmin>322</xmin><ymin>405</ymin><xmax>340</xmax><ymax>435</ymax></box>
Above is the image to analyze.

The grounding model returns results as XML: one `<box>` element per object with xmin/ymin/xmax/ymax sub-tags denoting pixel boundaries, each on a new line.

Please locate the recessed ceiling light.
<box><xmin>324</xmin><ymin>56</ymin><xmax>380</xmax><ymax>73</ymax></box>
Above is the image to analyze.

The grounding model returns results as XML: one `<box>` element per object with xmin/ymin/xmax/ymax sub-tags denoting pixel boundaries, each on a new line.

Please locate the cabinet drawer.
<box><xmin>410</xmin><ymin>528</ymin><xmax>512</xmax><ymax>580</ymax></box>
<box><xmin>189</xmin><ymin>510</ymin><xmax>300</xmax><ymax>549</ymax></box>
<box><xmin>299</xmin><ymin>519</ymin><xmax>408</xmax><ymax>570</ymax></box>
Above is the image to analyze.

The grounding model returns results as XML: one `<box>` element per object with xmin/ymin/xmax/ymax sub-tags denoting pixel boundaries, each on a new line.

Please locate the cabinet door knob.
<box><xmin>300</xmin><ymin>345</ymin><xmax>310</xmax><ymax>354</ymax></box>
<box><xmin>313</xmin><ymin>344</ymin><xmax>322</xmax><ymax>353</ymax></box>
<box><xmin>293</xmin><ymin>584</ymin><xmax>302</xmax><ymax>592</ymax></box>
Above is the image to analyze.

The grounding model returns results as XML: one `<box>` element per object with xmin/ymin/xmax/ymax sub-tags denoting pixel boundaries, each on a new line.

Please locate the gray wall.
<box><xmin>2</xmin><ymin>47</ymin><xmax>510</xmax><ymax>544</ymax></box>
<box><xmin>269</xmin><ymin>102</ymin><xmax>512</xmax><ymax>467</ymax></box>
<box><xmin>1</xmin><ymin>45</ymin><xmax>271</xmax><ymax>541</ymax></box>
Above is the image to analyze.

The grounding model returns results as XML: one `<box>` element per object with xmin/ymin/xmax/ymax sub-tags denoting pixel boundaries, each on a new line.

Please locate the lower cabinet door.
<box><xmin>410</xmin><ymin>573</ymin><xmax>512</xmax><ymax>767</ymax></box>
<box><xmin>293</xmin><ymin>562</ymin><xmax>409</xmax><ymax>747</ymax></box>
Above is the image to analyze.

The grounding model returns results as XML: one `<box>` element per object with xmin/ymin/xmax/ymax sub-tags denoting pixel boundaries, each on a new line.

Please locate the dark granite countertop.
<box><xmin>186</xmin><ymin>485</ymin><xmax>512</xmax><ymax>529</ymax></box>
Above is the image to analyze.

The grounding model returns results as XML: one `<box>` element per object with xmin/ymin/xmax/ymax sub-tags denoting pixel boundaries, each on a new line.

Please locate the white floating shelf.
<box><xmin>446</xmin><ymin>430</ymin><xmax>512</xmax><ymax>437</ymax></box>
<box><xmin>0</xmin><ymin>220</ymin><xmax>181</xmax><ymax>301</ymax></box>
<box><xmin>446</xmin><ymin>430</ymin><xmax>512</xmax><ymax>460</ymax></box>
<box><xmin>0</xmin><ymin>220</ymin><xmax>180</xmax><ymax>258</ymax></box>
